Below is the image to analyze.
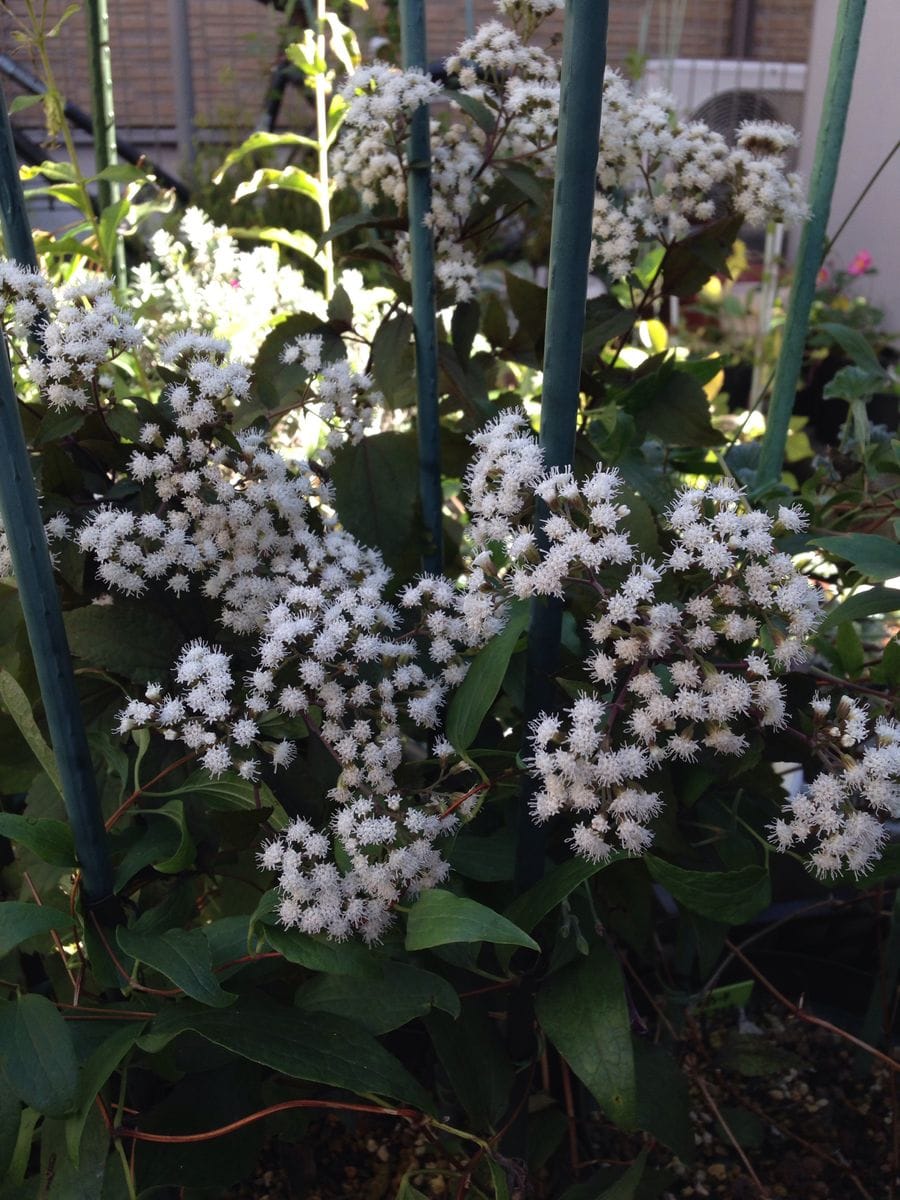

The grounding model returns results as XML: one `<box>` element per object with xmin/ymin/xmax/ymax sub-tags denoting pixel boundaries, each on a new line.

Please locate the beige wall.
<box><xmin>797</xmin><ymin>0</ymin><xmax>900</xmax><ymax>331</ymax></box>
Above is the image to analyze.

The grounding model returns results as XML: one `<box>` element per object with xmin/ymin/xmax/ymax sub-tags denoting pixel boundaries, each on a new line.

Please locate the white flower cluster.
<box><xmin>0</xmin><ymin>261</ymin><xmax>53</xmax><ymax>338</ymax></box>
<box><xmin>16</xmin><ymin>276</ymin><xmax>141</xmax><ymax>411</ymax></box>
<box><xmin>462</xmin><ymin>413</ymin><xmax>829</xmax><ymax>864</ymax></box>
<box><xmin>132</xmin><ymin>207</ymin><xmax>326</xmax><ymax>361</ymax></box>
<box><xmin>0</xmin><ymin>514</ymin><xmax>69</xmax><ymax>580</ymax></box>
<box><xmin>771</xmin><ymin>697</ymin><xmax>900</xmax><ymax>877</ymax></box>
<box><xmin>71</xmin><ymin>323</ymin><xmax>508</xmax><ymax>941</ymax></box>
<box><xmin>279</xmin><ymin>332</ymin><xmax>381</xmax><ymax>465</ymax></box>
<box><xmin>591</xmin><ymin>73</ymin><xmax>808</xmax><ymax>277</ymax></box>
<box><xmin>331</xmin><ymin>9</ymin><xmax>807</xmax><ymax>298</ymax></box>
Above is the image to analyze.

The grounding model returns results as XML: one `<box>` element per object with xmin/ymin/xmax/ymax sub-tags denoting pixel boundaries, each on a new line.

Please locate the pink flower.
<box><xmin>817</xmin><ymin>266</ymin><xmax>830</xmax><ymax>285</ymax></box>
<box><xmin>848</xmin><ymin>250</ymin><xmax>873</xmax><ymax>277</ymax></box>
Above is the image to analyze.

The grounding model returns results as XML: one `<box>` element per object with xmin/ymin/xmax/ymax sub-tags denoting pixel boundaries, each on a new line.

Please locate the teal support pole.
<box><xmin>399</xmin><ymin>0</ymin><xmax>443</xmax><ymax>574</ymax></box>
<box><xmin>0</xmin><ymin>90</ymin><xmax>114</xmax><ymax>907</ymax></box>
<box><xmin>755</xmin><ymin>0</ymin><xmax>866</xmax><ymax>489</ymax></box>
<box><xmin>85</xmin><ymin>0</ymin><xmax>126</xmax><ymax>287</ymax></box>
<box><xmin>0</xmin><ymin>87</ymin><xmax>38</xmax><ymax>270</ymax></box>
<box><xmin>518</xmin><ymin>0</ymin><xmax>610</xmax><ymax>891</ymax></box>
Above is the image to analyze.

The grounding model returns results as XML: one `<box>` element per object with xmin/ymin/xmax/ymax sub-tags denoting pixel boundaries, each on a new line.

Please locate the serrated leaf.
<box><xmin>445</xmin><ymin>601</ymin><xmax>530</xmax><ymax>754</ymax></box>
<box><xmin>0</xmin><ymin>994</ymin><xmax>79</xmax><ymax>1116</ymax></box>
<box><xmin>371</xmin><ymin>312</ymin><xmax>416</xmax><ymax>408</ymax></box>
<box><xmin>330</xmin><ymin>431</ymin><xmax>423</xmax><ymax>577</ymax></box>
<box><xmin>0</xmin><ymin>813</ymin><xmax>76</xmax><ymax>866</ymax></box>
<box><xmin>146</xmin><ymin>998</ymin><xmax>432</xmax><ymax>1109</ymax></box>
<box><xmin>116</xmin><ymin>927</ymin><xmax>235</xmax><ymax>1007</ymax></box>
<box><xmin>536</xmin><ymin>945</ymin><xmax>636</xmax><ymax>1128</ymax></box>
<box><xmin>63</xmin><ymin>602</ymin><xmax>185</xmax><ymax>684</ymax></box>
<box><xmin>296</xmin><ymin>962</ymin><xmax>459</xmax><ymax>1033</ymax></box>
<box><xmin>646</xmin><ymin>858</ymin><xmax>770</xmax><ymax>925</ymax></box>
<box><xmin>0</xmin><ymin>670</ymin><xmax>62</xmax><ymax>794</ymax></box>
<box><xmin>0</xmin><ymin>902</ymin><xmax>72</xmax><ymax>958</ymax></box>
<box><xmin>405</xmin><ymin>889</ymin><xmax>538</xmax><ymax>952</ymax></box>
<box><xmin>813</xmin><ymin>535</ymin><xmax>900</xmax><ymax>583</ymax></box>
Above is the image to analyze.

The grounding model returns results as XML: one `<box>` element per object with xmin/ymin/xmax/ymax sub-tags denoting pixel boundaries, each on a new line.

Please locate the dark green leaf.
<box><xmin>822</xmin><ymin>365</ymin><xmax>886</xmax><ymax>402</ymax></box>
<box><xmin>646</xmin><ymin>858</ymin><xmax>770</xmax><ymax>925</ymax></box>
<box><xmin>0</xmin><ymin>994</ymin><xmax>80</xmax><ymax>1116</ymax></box>
<box><xmin>661</xmin><ymin>215</ymin><xmax>743</xmax><ymax>298</ymax></box>
<box><xmin>0</xmin><ymin>902</ymin><xmax>72</xmax><ymax>958</ymax></box>
<box><xmin>406</xmin><ymin>889</ymin><xmax>538</xmax><ymax>952</ymax></box>
<box><xmin>505</xmin><ymin>854</ymin><xmax>624</xmax><ymax>934</ymax></box>
<box><xmin>505</xmin><ymin>271</ymin><xmax>547</xmax><ymax>348</ymax></box>
<box><xmin>447</xmin><ymin>828</ymin><xmax>515</xmax><ymax>882</ymax></box>
<box><xmin>445</xmin><ymin>601</ymin><xmax>530</xmax><ymax>753</ymax></box>
<box><xmin>451</xmin><ymin>300</ymin><xmax>480</xmax><ymax>364</ymax></box>
<box><xmin>536</xmin><ymin>945</ymin><xmax>636</xmax><ymax>1127</ymax></box>
<box><xmin>66</xmin><ymin>1023</ymin><xmax>141</xmax><ymax>1166</ymax></box>
<box><xmin>264</xmin><ymin>922</ymin><xmax>383</xmax><ymax>976</ymax></box>
<box><xmin>633</xmin><ymin>1041</ymin><xmax>694</xmax><ymax>1161</ymax></box>
<box><xmin>561</xmin><ymin>1150</ymin><xmax>648</xmax><ymax>1199</ymax></box>
<box><xmin>425</xmin><ymin>1006</ymin><xmax>513</xmax><ymax>1129</ymax></box>
<box><xmin>816</xmin><ymin>322</ymin><xmax>882</xmax><ymax>373</ymax></box>
<box><xmin>41</xmin><ymin>1106</ymin><xmax>109</xmax><ymax>1199</ymax></box>
<box><xmin>0</xmin><ymin>813</ymin><xmax>76</xmax><ymax>867</ymax></box>
<box><xmin>318</xmin><ymin>208</ymin><xmax>380</xmax><ymax>248</ymax></box>
<box><xmin>330</xmin><ymin>431</ymin><xmax>423</xmax><ymax>577</ymax></box>
<box><xmin>63</xmin><ymin>602</ymin><xmax>185</xmax><ymax>684</ymax></box>
<box><xmin>0</xmin><ymin>670</ymin><xmax>62</xmax><ymax>793</ymax></box>
<box><xmin>718</xmin><ymin>1031</ymin><xmax>805</xmax><ymax>1077</ymax></box>
<box><xmin>116</xmin><ymin>927</ymin><xmax>235</xmax><ymax>1007</ymax></box>
<box><xmin>296</xmin><ymin>962</ymin><xmax>459</xmax><ymax>1033</ymax></box>
<box><xmin>146</xmin><ymin>999</ymin><xmax>432</xmax><ymax>1109</ymax></box>
<box><xmin>834</xmin><ymin>620</ymin><xmax>865</xmax><ymax>677</ymax></box>
<box><xmin>451</xmin><ymin>91</ymin><xmax>497</xmax><ymax>132</ymax></box>
<box><xmin>817</xmin><ymin>586</ymin><xmax>900</xmax><ymax>632</ymax></box>
<box><xmin>813</xmin><ymin>535</ymin><xmax>900</xmax><ymax>583</ymax></box>
<box><xmin>371</xmin><ymin>313</ymin><xmax>416</xmax><ymax>408</ymax></box>
<box><xmin>625</xmin><ymin>368</ymin><xmax>724</xmax><ymax>448</ymax></box>
<box><xmin>327</xmin><ymin>283</ymin><xmax>354</xmax><ymax>325</ymax></box>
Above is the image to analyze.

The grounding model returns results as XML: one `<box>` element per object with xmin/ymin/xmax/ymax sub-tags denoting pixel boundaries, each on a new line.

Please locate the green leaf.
<box><xmin>822</xmin><ymin>365</ymin><xmax>886</xmax><ymax>402</ymax></box>
<box><xmin>561</xmin><ymin>1150</ymin><xmax>648</xmax><ymax>1199</ymax></box>
<box><xmin>234</xmin><ymin>166</ymin><xmax>319</xmax><ymax>203</ymax></box>
<box><xmin>505</xmin><ymin>853</ymin><xmax>625</xmax><ymax>934</ymax></box>
<box><xmin>66</xmin><ymin>1023</ymin><xmax>141</xmax><ymax>1167</ymax></box>
<box><xmin>633</xmin><ymin>1041</ymin><xmax>694</xmax><ymax>1162</ymax></box>
<box><xmin>213</xmin><ymin>131</ymin><xmax>318</xmax><ymax>182</ymax></box>
<box><xmin>645</xmin><ymin>858</ymin><xmax>770</xmax><ymax>925</ymax></box>
<box><xmin>330</xmin><ymin>431</ymin><xmax>423</xmax><ymax>578</ymax></box>
<box><xmin>8</xmin><ymin>94</ymin><xmax>43</xmax><ymax>116</ymax></box>
<box><xmin>445</xmin><ymin>601</ymin><xmax>530</xmax><ymax>754</ymax></box>
<box><xmin>816</xmin><ymin>322</ymin><xmax>883</xmax><ymax>373</ymax></box>
<box><xmin>0</xmin><ymin>902</ymin><xmax>72</xmax><ymax>958</ymax></box>
<box><xmin>63</xmin><ymin>602</ymin><xmax>185</xmax><ymax>684</ymax></box>
<box><xmin>150</xmin><ymin>769</ymin><xmax>289</xmax><ymax>830</ymax></box>
<box><xmin>36</xmin><ymin>409</ymin><xmax>86</xmax><ymax>444</ymax></box>
<box><xmin>98</xmin><ymin>196</ymin><xmax>129</xmax><ymax>267</ymax></box>
<box><xmin>0</xmin><ymin>1085</ymin><xmax>19</xmax><ymax>1179</ymax></box>
<box><xmin>0</xmin><ymin>670</ymin><xmax>62</xmax><ymax>794</ymax></box>
<box><xmin>230</xmin><ymin>225</ymin><xmax>319</xmax><ymax>263</ymax></box>
<box><xmin>424</xmin><ymin>1006</ymin><xmax>513</xmax><ymax>1129</ymax></box>
<box><xmin>318</xmin><ymin>208</ymin><xmax>379</xmax><ymax>248</ymax></box>
<box><xmin>536</xmin><ymin>945</ymin><xmax>636</xmax><ymax>1128</ymax></box>
<box><xmin>813</xmin><ymin>535</ymin><xmax>900</xmax><ymax>583</ymax></box>
<box><xmin>116</xmin><ymin>927</ymin><xmax>235</xmax><ymax>1007</ymax></box>
<box><xmin>817</xmin><ymin>586</ymin><xmax>900</xmax><ymax>632</ymax></box>
<box><xmin>371</xmin><ymin>312</ymin><xmax>416</xmax><ymax>408</ymax></box>
<box><xmin>0</xmin><ymin>813</ymin><xmax>76</xmax><ymax>866</ymax></box>
<box><xmin>296</xmin><ymin>963</ymin><xmax>459</xmax><ymax>1033</ymax></box>
<box><xmin>447</xmin><ymin>828</ymin><xmax>515</xmax><ymax>882</ymax></box>
<box><xmin>264</xmin><ymin>922</ymin><xmax>383</xmax><ymax>977</ymax></box>
<box><xmin>661</xmin><ymin>214</ymin><xmax>743</xmax><ymax>298</ymax></box>
<box><xmin>0</xmin><ymin>994</ymin><xmax>80</xmax><ymax>1116</ymax></box>
<box><xmin>406</xmin><ymin>889</ymin><xmax>538</xmax><ymax>953</ymax></box>
<box><xmin>146</xmin><ymin>999</ymin><xmax>432</xmax><ymax>1109</ymax></box>
<box><xmin>625</xmin><ymin>366</ymin><xmax>724</xmax><ymax>448</ymax></box>
<box><xmin>834</xmin><ymin>620</ymin><xmax>865</xmax><ymax>677</ymax></box>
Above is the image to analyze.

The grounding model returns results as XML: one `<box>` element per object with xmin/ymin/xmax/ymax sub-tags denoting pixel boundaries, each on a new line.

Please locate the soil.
<box><xmin>220</xmin><ymin>1007</ymin><xmax>898</xmax><ymax>1200</ymax></box>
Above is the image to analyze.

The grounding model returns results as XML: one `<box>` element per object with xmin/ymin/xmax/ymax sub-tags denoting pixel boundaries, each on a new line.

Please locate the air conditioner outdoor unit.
<box><xmin>643</xmin><ymin>58</ymin><xmax>808</xmax><ymax>149</ymax></box>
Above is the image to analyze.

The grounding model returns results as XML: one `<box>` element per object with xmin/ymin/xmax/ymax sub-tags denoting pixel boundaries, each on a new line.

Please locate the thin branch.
<box><xmin>695</xmin><ymin>1074</ymin><xmax>770</xmax><ymax>1198</ymax></box>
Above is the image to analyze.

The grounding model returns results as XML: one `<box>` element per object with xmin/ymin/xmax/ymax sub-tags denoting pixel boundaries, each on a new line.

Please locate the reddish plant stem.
<box><xmin>695</xmin><ymin>1074</ymin><xmax>770</xmax><ymax>1198</ymax></box>
<box><xmin>113</xmin><ymin>1098</ymin><xmax>420</xmax><ymax>1143</ymax></box>
<box><xmin>725</xmin><ymin>939</ymin><xmax>900</xmax><ymax>1073</ymax></box>
<box><xmin>105</xmin><ymin>751</ymin><xmax>199</xmax><ymax>831</ymax></box>
<box><xmin>441</xmin><ymin>780</ymin><xmax>491</xmax><ymax>821</ymax></box>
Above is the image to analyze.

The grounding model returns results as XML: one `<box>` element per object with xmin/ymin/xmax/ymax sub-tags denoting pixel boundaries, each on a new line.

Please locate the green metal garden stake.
<box><xmin>85</xmin><ymin>0</ymin><xmax>126</xmax><ymax>288</ymax></box>
<box><xmin>399</xmin><ymin>0</ymin><xmax>443</xmax><ymax>574</ymax></box>
<box><xmin>755</xmin><ymin>0</ymin><xmax>866</xmax><ymax>489</ymax></box>
<box><xmin>517</xmin><ymin>0</ymin><xmax>610</xmax><ymax>891</ymax></box>
<box><xmin>0</xmin><ymin>90</ymin><xmax>114</xmax><ymax>907</ymax></box>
